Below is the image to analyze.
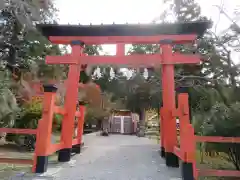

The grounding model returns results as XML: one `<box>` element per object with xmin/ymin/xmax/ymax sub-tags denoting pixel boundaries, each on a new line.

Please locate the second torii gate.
<box><xmin>37</xmin><ymin>21</ymin><xmax>210</xmax><ymax>177</ymax></box>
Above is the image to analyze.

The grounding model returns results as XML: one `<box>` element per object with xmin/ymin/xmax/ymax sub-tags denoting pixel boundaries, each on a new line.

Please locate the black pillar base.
<box><xmin>35</xmin><ymin>156</ymin><xmax>48</xmax><ymax>173</ymax></box>
<box><xmin>72</xmin><ymin>144</ymin><xmax>81</xmax><ymax>154</ymax></box>
<box><xmin>165</xmin><ymin>152</ymin><xmax>179</xmax><ymax>167</ymax></box>
<box><xmin>181</xmin><ymin>162</ymin><xmax>194</xmax><ymax>180</ymax></box>
<box><xmin>58</xmin><ymin>148</ymin><xmax>71</xmax><ymax>162</ymax></box>
<box><xmin>160</xmin><ymin>147</ymin><xmax>165</xmax><ymax>158</ymax></box>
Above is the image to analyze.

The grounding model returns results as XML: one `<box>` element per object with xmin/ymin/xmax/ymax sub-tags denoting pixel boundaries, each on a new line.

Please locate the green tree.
<box><xmin>0</xmin><ymin>0</ymin><xmax>63</xmax><ymax>140</ymax></box>
<box><xmin>165</xmin><ymin>0</ymin><xmax>240</xmax><ymax>170</ymax></box>
<box><xmin>202</xmin><ymin>102</ymin><xmax>240</xmax><ymax>170</ymax></box>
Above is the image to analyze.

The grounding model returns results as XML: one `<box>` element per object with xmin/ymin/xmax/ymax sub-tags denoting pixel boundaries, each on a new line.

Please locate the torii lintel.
<box><xmin>45</xmin><ymin>53</ymin><xmax>201</xmax><ymax>67</ymax></box>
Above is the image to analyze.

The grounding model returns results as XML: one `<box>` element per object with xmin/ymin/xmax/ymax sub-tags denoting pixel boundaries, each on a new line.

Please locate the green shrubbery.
<box><xmin>54</xmin><ymin>114</ymin><xmax>63</xmax><ymax>132</ymax></box>
<box><xmin>5</xmin><ymin>99</ymin><xmax>63</xmax><ymax>151</ymax></box>
<box><xmin>203</xmin><ymin>102</ymin><xmax>240</xmax><ymax>170</ymax></box>
<box><xmin>193</xmin><ymin>87</ymin><xmax>240</xmax><ymax>171</ymax></box>
<box><xmin>5</xmin><ymin>99</ymin><xmax>42</xmax><ymax>150</ymax></box>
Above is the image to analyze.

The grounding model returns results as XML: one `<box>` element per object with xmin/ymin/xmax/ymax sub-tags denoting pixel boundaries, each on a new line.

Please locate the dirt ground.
<box><xmin>0</xmin><ymin>142</ymin><xmax>31</xmax><ymax>179</ymax></box>
<box><xmin>0</xmin><ymin>135</ymin><xmax>60</xmax><ymax>180</ymax></box>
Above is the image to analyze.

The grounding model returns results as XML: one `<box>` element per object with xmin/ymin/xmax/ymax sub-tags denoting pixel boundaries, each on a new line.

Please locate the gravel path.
<box><xmin>51</xmin><ymin>134</ymin><xmax>181</xmax><ymax>180</ymax></box>
<box><xmin>9</xmin><ymin>134</ymin><xmax>181</xmax><ymax>180</ymax></box>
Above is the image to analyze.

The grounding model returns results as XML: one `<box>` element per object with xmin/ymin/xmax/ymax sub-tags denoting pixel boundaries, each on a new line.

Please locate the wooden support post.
<box><xmin>72</xmin><ymin>103</ymin><xmax>85</xmax><ymax>154</ymax></box>
<box><xmin>178</xmin><ymin>93</ymin><xmax>195</xmax><ymax>179</ymax></box>
<box><xmin>34</xmin><ymin>84</ymin><xmax>57</xmax><ymax>173</ymax></box>
<box><xmin>178</xmin><ymin>93</ymin><xmax>191</xmax><ymax>134</ymax></box>
<box><xmin>116</xmin><ymin>43</ymin><xmax>125</xmax><ymax>56</ymax></box>
<box><xmin>178</xmin><ymin>93</ymin><xmax>190</xmax><ymax>151</ymax></box>
<box><xmin>58</xmin><ymin>41</ymin><xmax>84</xmax><ymax>162</ymax></box>
<box><xmin>181</xmin><ymin>124</ymin><xmax>196</xmax><ymax>180</ymax></box>
<box><xmin>160</xmin><ymin>57</ymin><xmax>165</xmax><ymax>157</ymax></box>
<box><xmin>160</xmin><ymin>39</ymin><xmax>179</xmax><ymax>167</ymax></box>
<box><xmin>177</xmin><ymin>87</ymin><xmax>192</xmax><ymax>123</ymax></box>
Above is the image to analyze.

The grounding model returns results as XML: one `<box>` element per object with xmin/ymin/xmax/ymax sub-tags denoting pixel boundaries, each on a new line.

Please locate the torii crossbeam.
<box><xmin>45</xmin><ymin>50</ymin><xmax>200</xmax><ymax>66</ymax></box>
<box><xmin>36</xmin><ymin>21</ymin><xmax>211</xmax><ymax>177</ymax></box>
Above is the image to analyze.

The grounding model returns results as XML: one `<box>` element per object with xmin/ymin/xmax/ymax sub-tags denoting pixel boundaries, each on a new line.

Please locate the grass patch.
<box><xmin>0</xmin><ymin>152</ymin><xmax>59</xmax><ymax>180</ymax></box>
<box><xmin>149</xmin><ymin>135</ymin><xmax>239</xmax><ymax>179</ymax></box>
<box><xmin>196</xmin><ymin>150</ymin><xmax>238</xmax><ymax>180</ymax></box>
<box><xmin>0</xmin><ymin>164</ymin><xmax>31</xmax><ymax>180</ymax></box>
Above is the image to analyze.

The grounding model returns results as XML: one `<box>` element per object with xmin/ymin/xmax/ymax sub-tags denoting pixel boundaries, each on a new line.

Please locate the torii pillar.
<box><xmin>160</xmin><ymin>39</ymin><xmax>179</xmax><ymax>166</ymax></box>
<box><xmin>58</xmin><ymin>41</ymin><xmax>84</xmax><ymax>162</ymax></box>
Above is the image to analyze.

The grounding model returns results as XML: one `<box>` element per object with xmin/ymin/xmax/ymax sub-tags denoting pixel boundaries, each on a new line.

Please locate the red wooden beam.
<box><xmin>46</xmin><ymin>53</ymin><xmax>200</xmax><ymax>66</ymax></box>
<box><xmin>172</xmin><ymin>108</ymin><xmax>180</xmax><ymax>117</ymax></box>
<box><xmin>195</xmin><ymin>136</ymin><xmax>240</xmax><ymax>143</ymax></box>
<box><xmin>48</xmin><ymin>34</ymin><xmax>197</xmax><ymax>45</ymax></box>
<box><xmin>117</xmin><ymin>44</ymin><xmax>125</xmax><ymax>56</ymax></box>
<box><xmin>79</xmin><ymin>54</ymin><xmax>163</xmax><ymax>66</ymax></box>
<box><xmin>173</xmin><ymin>146</ymin><xmax>183</xmax><ymax>160</ymax></box>
<box><xmin>72</xmin><ymin>138</ymin><xmax>79</xmax><ymax>146</ymax></box>
<box><xmin>47</xmin><ymin>142</ymin><xmax>64</xmax><ymax>154</ymax></box>
<box><xmin>75</xmin><ymin>111</ymin><xmax>81</xmax><ymax>118</ymax></box>
<box><xmin>197</xmin><ymin>169</ymin><xmax>240</xmax><ymax>177</ymax></box>
<box><xmin>54</xmin><ymin>106</ymin><xmax>66</xmax><ymax>115</ymax></box>
<box><xmin>0</xmin><ymin>158</ymin><xmax>33</xmax><ymax>165</ymax></box>
<box><xmin>0</xmin><ymin>128</ymin><xmax>37</xmax><ymax>135</ymax></box>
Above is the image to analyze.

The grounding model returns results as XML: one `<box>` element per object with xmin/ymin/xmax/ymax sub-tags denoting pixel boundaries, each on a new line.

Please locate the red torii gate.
<box><xmin>37</xmin><ymin>21</ymin><xmax>210</xmax><ymax>179</ymax></box>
